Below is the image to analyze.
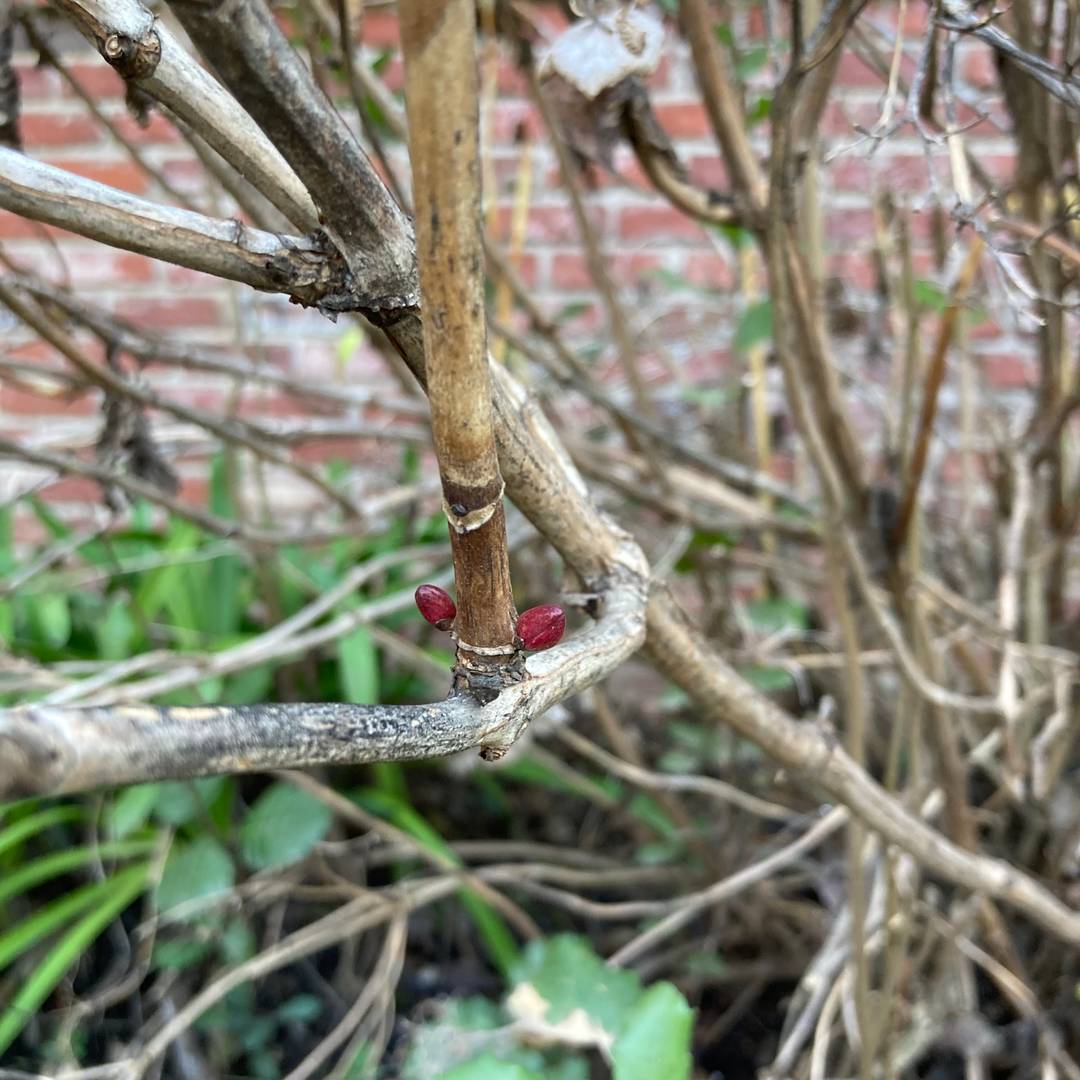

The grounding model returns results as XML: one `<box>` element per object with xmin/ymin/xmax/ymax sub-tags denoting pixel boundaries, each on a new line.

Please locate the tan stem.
<box><xmin>400</xmin><ymin>0</ymin><xmax>517</xmax><ymax>673</ymax></box>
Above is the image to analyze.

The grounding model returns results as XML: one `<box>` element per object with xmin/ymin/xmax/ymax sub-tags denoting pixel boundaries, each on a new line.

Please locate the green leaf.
<box><xmin>735</xmin><ymin>44</ymin><xmax>768</xmax><ymax>79</ymax></box>
<box><xmin>222</xmin><ymin>663</ymin><xmax>275</xmax><ymax>704</ymax></box>
<box><xmin>28</xmin><ymin>496</ymin><xmax>70</xmax><ymax>540</ymax></box>
<box><xmin>157</xmin><ymin>836</ymin><xmax>235</xmax><ymax>913</ymax></box>
<box><xmin>204</xmin><ymin>457</ymin><xmax>245</xmax><ymax>636</ymax></box>
<box><xmin>96</xmin><ymin>599</ymin><xmax>137</xmax><ymax>661</ymax></box>
<box><xmin>610</xmin><ymin>983</ymin><xmax>693</xmax><ymax>1080</ymax></box>
<box><xmin>649</xmin><ymin>267</ymin><xmax>692</xmax><ymax>292</ymax></box>
<box><xmin>555</xmin><ymin>301</ymin><xmax>591</xmax><ymax>324</ymax></box>
<box><xmin>0</xmin><ymin>601</ymin><xmax>13</xmax><ymax>648</ymax></box>
<box><xmin>219</xmin><ymin>916</ymin><xmax>256</xmax><ymax>965</ymax></box>
<box><xmin>714</xmin><ymin>222</ymin><xmax>755</xmax><ymax>252</ymax></box>
<box><xmin>336</xmin><ymin>325</ymin><xmax>367</xmax><ymax>369</ymax></box>
<box><xmin>744</xmin><ymin>597</ymin><xmax>809</xmax><ymax>634</ymax></box>
<box><xmin>0</xmin><ymin>862</ymin><xmax>149</xmax><ymax>1057</ymax></box>
<box><xmin>627</xmin><ymin>793</ymin><xmax>680</xmax><ymax>841</ymax></box>
<box><xmin>913</xmin><ymin>278</ymin><xmax>949</xmax><ymax>313</ymax></box>
<box><xmin>338</xmin><ymin>625</ymin><xmax>379</xmax><ymax>704</ymax></box>
<box><xmin>733</xmin><ymin>299</ymin><xmax>773</xmax><ymax>355</ymax></box>
<box><xmin>747</xmin><ymin>95</ymin><xmax>772</xmax><ymax>126</ymax></box>
<box><xmin>239</xmin><ymin>782</ymin><xmax>331</xmax><ymax>870</ymax></box>
<box><xmin>153</xmin><ymin>934</ymin><xmax>214</xmax><ymax>971</ymax></box>
<box><xmin>30</xmin><ymin>592</ymin><xmax>71</xmax><ymax>649</ymax></box>
<box><xmin>277</xmin><ymin>994</ymin><xmax>324</xmax><ymax>1024</ymax></box>
<box><xmin>153</xmin><ymin>777</ymin><xmax>228</xmax><ymax>826</ymax></box>
<box><xmin>108</xmin><ymin>783</ymin><xmax>160</xmax><ymax>839</ymax></box>
<box><xmin>739</xmin><ymin>664</ymin><xmax>796</xmax><ymax>693</ymax></box>
<box><xmin>510</xmin><ymin>935</ymin><xmax>640</xmax><ymax>1037</ymax></box>
<box><xmin>440</xmin><ymin>1058</ymin><xmax>544</xmax><ymax>1080</ymax></box>
<box><xmin>0</xmin><ymin>504</ymin><xmax>13</xmax><ymax>575</ymax></box>
<box><xmin>134</xmin><ymin>520</ymin><xmax>202</xmax><ymax>637</ymax></box>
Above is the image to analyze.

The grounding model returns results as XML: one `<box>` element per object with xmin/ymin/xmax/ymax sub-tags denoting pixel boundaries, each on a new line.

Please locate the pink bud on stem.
<box><xmin>516</xmin><ymin>604</ymin><xmax>566</xmax><ymax>651</ymax></box>
<box><xmin>415</xmin><ymin>584</ymin><xmax>457</xmax><ymax>631</ymax></box>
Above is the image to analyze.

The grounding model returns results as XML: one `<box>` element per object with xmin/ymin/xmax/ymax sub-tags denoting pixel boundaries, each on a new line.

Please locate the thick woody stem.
<box><xmin>400</xmin><ymin>0</ymin><xmax>518</xmax><ymax>692</ymax></box>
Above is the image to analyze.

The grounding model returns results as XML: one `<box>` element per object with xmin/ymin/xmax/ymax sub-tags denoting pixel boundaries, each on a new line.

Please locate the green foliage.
<box><xmin>733</xmin><ymin>298</ymin><xmax>774</xmax><ymax>354</ymax></box>
<box><xmin>239</xmin><ymin>782</ymin><xmax>332</xmax><ymax>870</ymax></box>
<box><xmin>157</xmin><ymin>836</ymin><xmax>235</xmax><ymax>911</ymax></box>
<box><xmin>400</xmin><ymin>936</ymin><xmax>694</xmax><ymax>1080</ymax></box>
<box><xmin>0</xmin><ymin>474</ymin><xmax>705</xmax><ymax>1076</ymax></box>
<box><xmin>0</xmin><ymin>862</ymin><xmax>151</xmax><ymax>1057</ymax></box>
<box><xmin>744</xmin><ymin>596</ymin><xmax>809</xmax><ymax>634</ymax></box>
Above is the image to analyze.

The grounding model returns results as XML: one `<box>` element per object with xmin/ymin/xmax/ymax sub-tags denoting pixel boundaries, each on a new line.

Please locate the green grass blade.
<box><xmin>0</xmin><ymin>862</ymin><xmax>150</xmax><ymax>1056</ymax></box>
<box><xmin>0</xmin><ymin>840</ymin><xmax>155</xmax><ymax>907</ymax></box>
<box><xmin>0</xmin><ymin>806</ymin><xmax>85</xmax><ymax>859</ymax></box>
<box><xmin>0</xmin><ymin>875</ymin><xmax>130</xmax><ymax>969</ymax></box>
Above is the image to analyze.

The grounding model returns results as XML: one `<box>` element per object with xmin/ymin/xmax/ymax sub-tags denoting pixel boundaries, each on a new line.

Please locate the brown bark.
<box><xmin>400</xmin><ymin>0</ymin><xmax>518</xmax><ymax>696</ymax></box>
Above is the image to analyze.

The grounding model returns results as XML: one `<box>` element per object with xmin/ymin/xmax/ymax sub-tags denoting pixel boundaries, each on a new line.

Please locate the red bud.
<box><xmin>516</xmin><ymin>604</ymin><xmax>565</xmax><ymax>651</ymax></box>
<box><xmin>415</xmin><ymin>584</ymin><xmax>456</xmax><ymax>631</ymax></box>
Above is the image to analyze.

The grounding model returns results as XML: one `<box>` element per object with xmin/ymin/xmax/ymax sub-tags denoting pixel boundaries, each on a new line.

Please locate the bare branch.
<box><xmin>53</xmin><ymin>0</ymin><xmax>318</xmax><ymax>229</ymax></box>
<box><xmin>0</xmin><ymin>149</ymin><xmax>360</xmax><ymax>310</ymax></box>
<box><xmin>166</xmin><ymin>0</ymin><xmax>417</xmax><ymax>308</ymax></box>
<box><xmin>401</xmin><ymin>0</ymin><xmax>518</xmax><ymax>684</ymax></box>
<box><xmin>0</xmin><ymin>537</ymin><xmax>648</xmax><ymax>797</ymax></box>
<box><xmin>939</xmin><ymin>0</ymin><xmax>1080</xmax><ymax>112</ymax></box>
<box><xmin>643</xmin><ymin>587</ymin><xmax>1080</xmax><ymax>946</ymax></box>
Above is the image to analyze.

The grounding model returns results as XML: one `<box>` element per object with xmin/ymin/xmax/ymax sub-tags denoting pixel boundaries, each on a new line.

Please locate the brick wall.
<box><xmin>0</xmin><ymin>2</ymin><xmax>1044</xmax><ymax>525</ymax></box>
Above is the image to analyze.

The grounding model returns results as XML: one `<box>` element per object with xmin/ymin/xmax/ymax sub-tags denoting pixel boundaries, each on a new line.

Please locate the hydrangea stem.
<box><xmin>400</xmin><ymin>0</ymin><xmax>518</xmax><ymax>691</ymax></box>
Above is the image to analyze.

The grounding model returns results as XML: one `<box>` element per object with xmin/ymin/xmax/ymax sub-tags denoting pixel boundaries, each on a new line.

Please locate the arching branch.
<box><xmin>0</xmin><ymin>536</ymin><xmax>648</xmax><ymax>797</ymax></box>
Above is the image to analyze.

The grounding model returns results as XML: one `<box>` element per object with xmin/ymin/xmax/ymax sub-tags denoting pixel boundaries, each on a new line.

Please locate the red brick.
<box><xmin>835</xmin><ymin>51</ymin><xmax>888</xmax><ymax>89</ymax></box>
<box><xmin>645</xmin><ymin>54</ymin><xmax>673</xmax><ymax>94</ymax></box>
<box><xmin>614</xmin><ymin>252</ymin><xmax>666</xmax><ymax>282</ymax></box>
<box><xmin>0</xmin><ymin>383</ymin><xmax>96</xmax><ymax>415</ymax></box>
<box><xmin>19</xmin><ymin>112</ymin><xmax>99</xmax><ymax>147</ymax></box>
<box><xmin>654</xmin><ymin>103</ymin><xmax>711</xmax><ymax>140</ymax></box>
<box><xmin>178</xmin><ymin>476</ymin><xmax>209</xmax><ymax>505</ymax></box>
<box><xmin>60</xmin><ymin>249</ymin><xmax>158</xmax><ymax>287</ymax></box>
<box><xmin>44</xmin><ymin>158</ymin><xmax>151</xmax><ymax>195</ymax></box>
<box><xmin>684</xmin><ymin>349</ymin><xmax>734</xmax><ymax>382</ymax></box>
<box><xmin>829</xmin><ymin>155</ymin><xmax>872</xmax><ymax>193</ymax></box>
<box><xmin>618</xmin><ymin>205</ymin><xmax>704</xmax><ymax>243</ymax></box>
<box><xmin>489</xmin><ymin>250</ymin><xmax>540</xmax><ymax>288</ymax></box>
<box><xmin>489</xmin><ymin>100</ymin><xmax>541</xmax><ymax>143</ymax></box>
<box><xmin>683</xmin><ymin>252</ymin><xmax>735</xmax><ymax>290</ymax></box>
<box><xmin>496</xmin><ymin>61</ymin><xmax>529</xmax><ymax>97</ymax></box>
<box><xmin>13</xmin><ymin>62</ymin><xmax>61</xmax><ymax>101</ymax></box>
<box><xmin>823</xmin><ymin>207</ymin><xmax>876</xmax><ymax>247</ymax></box>
<box><xmin>159</xmin><ymin>158</ymin><xmax>210</xmax><ymax>194</ymax></box>
<box><xmin>40</xmin><ymin>476</ymin><xmax>104</xmax><ymax>504</ymax></box>
<box><xmin>0</xmin><ymin>211</ymin><xmax>54</xmax><ymax>239</ymax></box>
<box><xmin>359</xmin><ymin>9</ymin><xmax>400</xmax><ymax>48</ymax></box>
<box><xmin>551</xmin><ymin>250</ymin><xmax>665</xmax><ymax>293</ymax></box>
<box><xmin>550</xmin><ymin>253</ymin><xmax>592</xmax><ymax>291</ymax></box>
<box><xmin>379</xmin><ymin>56</ymin><xmax>404</xmax><ymax>93</ymax></box>
<box><xmin>115</xmin><ymin>297</ymin><xmax>222</xmax><ymax>329</ymax></box>
<box><xmin>61</xmin><ymin>62</ymin><xmax>125</xmax><ymax>99</ymax></box>
<box><xmin>980</xmin><ymin>353</ymin><xmax>1033</xmax><ymax>390</ymax></box>
<box><xmin>492</xmin><ymin>204</ymin><xmax>604</xmax><ymax>244</ymax></box>
<box><xmin>688</xmin><ymin>154</ymin><xmax>730</xmax><ymax>190</ymax></box>
<box><xmin>961</xmin><ymin>45</ymin><xmax>998</xmax><ymax>90</ymax></box>
<box><xmin>111</xmin><ymin>111</ymin><xmax>183</xmax><ymax>145</ymax></box>
<box><xmin>162</xmin><ymin>264</ymin><xmax>225</xmax><ymax>288</ymax></box>
<box><xmin>6</xmin><ymin>341</ymin><xmax>56</xmax><ymax>364</ymax></box>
